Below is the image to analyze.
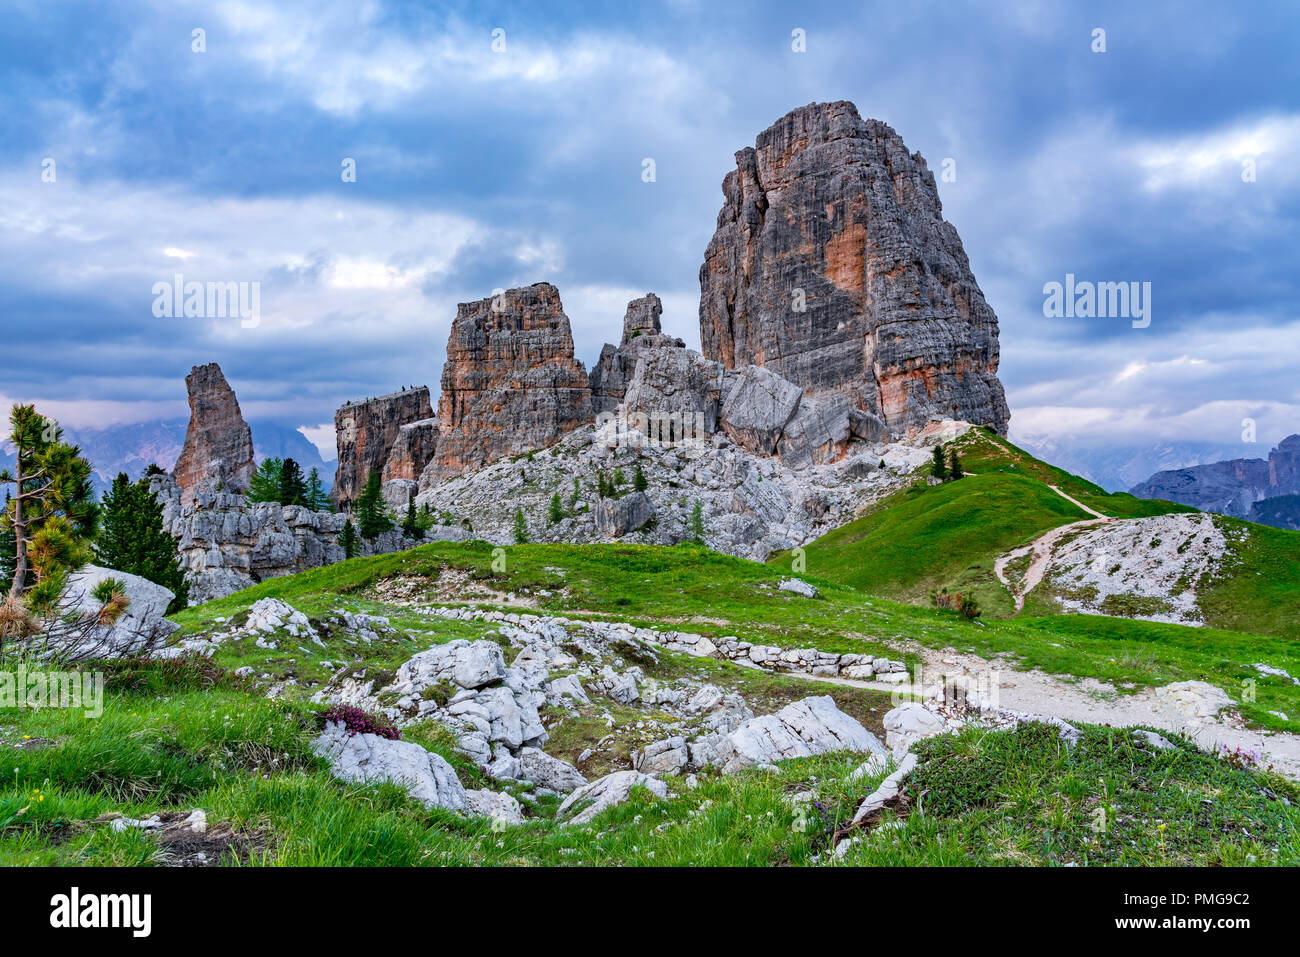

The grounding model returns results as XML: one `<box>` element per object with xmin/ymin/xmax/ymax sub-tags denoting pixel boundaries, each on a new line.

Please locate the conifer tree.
<box><xmin>931</xmin><ymin>444</ymin><xmax>948</xmax><ymax>481</ymax></box>
<box><xmin>512</xmin><ymin>507</ymin><xmax>529</xmax><ymax>544</ymax></box>
<box><xmin>96</xmin><ymin>473</ymin><xmax>189</xmax><ymax>612</ymax></box>
<box><xmin>0</xmin><ymin>492</ymin><xmax>14</xmax><ymax>585</ymax></box>
<box><xmin>354</xmin><ymin>471</ymin><xmax>393</xmax><ymax>540</ymax></box>
<box><xmin>338</xmin><ymin>519</ymin><xmax>358</xmax><ymax>558</ymax></box>
<box><xmin>248</xmin><ymin>457</ymin><xmax>283</xmax><ymax>503</ymax></box>
<box><xmin>948</xmin><ymin>448</ymin><xmax>964</xmax><ymax>480</ymax></box>
<box><xmin>548</xmin><ymin>492</ymin><xmax>564</xmax><ymax>524</ymax></box>
<box><xmin>689</xmin><ymin>500</ymin><xmax>705</xmax><ymax>545</ymax></box>
<box><xmin>633</xmin><ymin>464</ymin><xmax>647</xmax><ymax>492</ymax></box>
<box><xmin>305</xmin><ymin>468</ymin><xmax>330</xmax><ymax>511</ymax></box>
<box><xmin>400</xmin><ymin>489</ymin><xmax>422</xmax><ymax>539</ymax></box>
<box><xmin>0</xmin><ymin>404</ymin><xmax>98</xmax><ymax>605</ymax></box>
<box><xmin>277</xmin><ymin>457</ymin><xmax>308</xmax><ymax>506</ymax></box>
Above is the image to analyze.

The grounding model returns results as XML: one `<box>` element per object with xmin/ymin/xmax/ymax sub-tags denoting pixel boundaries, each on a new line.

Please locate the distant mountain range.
<box><xmin>1010</xmin><ymin>436</ymin><xmax>1246</xmax><ymax>493</ymax></box>
<box><xmin>1</xmin><ymin>419</ymin><xmax>331</xmax><ymax>499</ymax></box>
<box><xmin>1128</xmin><ymin>434</ymin><xmax>1300</xmax><ymax>528</ymax></box>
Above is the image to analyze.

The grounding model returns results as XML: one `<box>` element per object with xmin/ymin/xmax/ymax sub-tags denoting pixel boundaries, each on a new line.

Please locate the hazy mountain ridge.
<box><xmin>1010</xmin><ymin>435</ymin><xmax>1245</xmax><ymax>493</ymax></box>
<box><xmin>1128</xmin><ymin>434</ymin><xmax>1300</xmax><ymax>528</ymax></box>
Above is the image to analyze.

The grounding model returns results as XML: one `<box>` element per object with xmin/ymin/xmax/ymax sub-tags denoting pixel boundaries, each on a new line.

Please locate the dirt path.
<box><xmin>994</xmin><ymin>486</ymin><xmax>1114</xmax><ymax>612</ymax></box>
<box><xmin>788</xmin><ymin>647</ymin><xmax>1300</xmax><ymax>779</ymax></box>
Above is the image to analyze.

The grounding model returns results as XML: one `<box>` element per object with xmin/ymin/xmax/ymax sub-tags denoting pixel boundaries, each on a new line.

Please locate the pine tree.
<box><xmin>96</xmin><ymin>473</ymin><xmax>189</xmax><ymax>613</ymax></box>
<box><xmin>305</xmin><ymin>468</ymin><xmax>330</xmax><ymax>511</ymax></box>
<box><xmin>512</xmin><ymin>507</ymin><xmax>529</xmax><ymax>544</ymax></box>
<box><xmin>689</xmin><ymin>500</ymin><xmax>705</xmax><ymax>545</ymax></box>
<box><xmin>548</xmin><ymin>492</ymin><xmax>564</xmax><ymax>524</ymax></box>
<box><xmin>277</xmin><ymin>457</ymin><xmax>309</xmax><ymax>506</ymax></box>
<box><xmin>931</xmin><ymin>444</ymin><xmax>948</xmax><ymax>481</ymax></box>
<box><xmin>354</xmin><ymin>471</ymin><xmax>393</xmax><ymax>540</ymax></box>
<box><xmin>633</xmin><ymin>464</ymin><xmax>647</xmax><ymax>492</ymax></box>
<box><xmin>569</xmin><ymin>476</ymin><xmax>581</xmax><ymax>507</ymax></box>
<box><xmin>248</xmin><ymin>457</ymin><xmax>283</xmax><ymax>503</ymax></box>
<box><xmin>0</xmin><ymin>492</ymin><xmax>15</xmax><ymax>586</ymax></box>
<box><xmin>400</xmin><ymin>489</ymin><xmax>422</xmax><ymax>539</ymax></box>
<box><xmin>948</xmin><ymin>448</ymin><xmax>964</xmax><ymax>480</ymax></box>
<box><xmin>338</xmin><ymin>519</ymin><xmax>358</xmax><ymax>558</ymax></box>
<box><xmin>0</xmin><ymin>404</ymin><xmax>98</xmax><ymax>604</ymax></box>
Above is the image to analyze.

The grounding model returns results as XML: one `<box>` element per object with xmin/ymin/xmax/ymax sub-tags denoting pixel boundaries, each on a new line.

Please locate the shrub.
<box><xmin>932</xmin><ymin>588</ymin><xmax>981</xmax><ymax>620</ymax></box>
<box><xmin>320</xmin><ymin>704</ymin><xmax>401</xmax><ymax>740</ymax></box>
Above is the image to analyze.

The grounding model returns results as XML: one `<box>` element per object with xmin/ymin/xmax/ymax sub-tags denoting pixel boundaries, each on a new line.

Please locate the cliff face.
<box><xmin>698</xmin><ymin>101</ymin><xmax>1010</xmax><ymax>439</ymax></box>
<box><xmin>1130</xmin><ymin>435</ymin><xmax>1300</xmax><ymax>523</ymax></box>
<box><xmin>172</xmin><ymin>363</ymin><xmax>255</xmax><ymax>503</ymax></box>
<box><xmin>381</xmin><ymin>418</ymin><xmax>439</xmax><ymax>483</ymax></box>
<box><xmin>332</xmin><ymin>387</ymin><xmax>433</xmax><ymax>507</ymax></box>
<box><xmin>424</xmin><ymin>283</ymin><xmax>594</xmax><ymax>483</ymax></box>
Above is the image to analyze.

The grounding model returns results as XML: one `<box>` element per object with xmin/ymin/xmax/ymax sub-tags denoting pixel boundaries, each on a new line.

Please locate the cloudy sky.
<box><xmin>1</xmin><ymin>0</ymin><xmax>1296</xmax><ymax>462</ymax></box>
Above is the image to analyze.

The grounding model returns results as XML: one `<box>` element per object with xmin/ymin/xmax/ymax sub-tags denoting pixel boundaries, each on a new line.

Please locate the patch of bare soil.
<box><xmin>371</xmin><ymin>569</ymin><xmax>539</xmax><ymax>608</ymax></box>
<box><xmin>88</xmin><ymin>811</ymin><xmax>271</xmax><ymax>866</ymax></box>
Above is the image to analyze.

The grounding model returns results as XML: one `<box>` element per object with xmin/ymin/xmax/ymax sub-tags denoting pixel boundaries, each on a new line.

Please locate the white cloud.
<box><xmin>1133</xmin><ymin>114</ymin><xmax>1300</xmax><ymax>192</ymax></box>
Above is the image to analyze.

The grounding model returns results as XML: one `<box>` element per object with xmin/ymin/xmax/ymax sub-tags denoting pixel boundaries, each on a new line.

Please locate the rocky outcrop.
<box><xmin>589</xmin><ymin>294</ymin><xmax>686</xmax><ymax>414</ymax></box>
<box><xmin>148</xmin><ymin>473</ymin><xmax>461</xmax><ymax>605</ymax></box>
<box><xmin>425</xmin><ymin>283</ymin><xmax>594</xmax><ymax>483</ymax></box>
<box><xmin>698</xmin><ymin>101</ymin><xmax>1010</xmax><ymax>440</ymax></box>
<box><xmin>416</xmin><ymin>416</ymin><xmax>965</xmax><ymax>561</ymax></box>
<box><xmin>1130</xmin><ymin>435</ymin><xmax>1300</xmax><ymax>524</ymax></box>
<box><xmin>332</xmin><ymin>387</ymin><xmax>433</xmax><ymax>508</ymax></box>
<box><xmin>172</xmin><ymin>363</ymin><xmax>255</xmax><ymax>503</ymax></box>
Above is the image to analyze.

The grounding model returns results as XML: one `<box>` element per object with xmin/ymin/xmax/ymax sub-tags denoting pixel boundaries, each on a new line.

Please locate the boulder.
<box><xmin>518</xmin><ymin>747</ymin><xmax>587</xmax><ymax>794</ymax></box>
<box><xmin>313</xmin><ymin>723</ymin><xmax>467</xmax><ymax>811</ymax></box>
<box><xmin>883</xmin><ymin>703</ymin><xmax>945</xmax><ymax>756</ymax></box>
<box><xmin>716</xmin><ymin>695</ymin><xmax>885</xmax><ymax>773</ymax></box>
<box><xmin>557</xmin><ymin>770</ymin><xmax>670</xmax><ymax>826</ymax></box>
<box><xmin>62</xmin><ymin>565</ymin><xmax>179</xmax><ymax>658</ymax></box>
<box><xmin>719</xmin><ymin>365</ymin><xmax>802</xmax><ymax>456</ymax></box>
<box><xmin>593</xmin><ymin>491</ymin><xmax>655</xmax><ymax>537</ymax></box>
<box><xmin>465</xmin><ymin>788</ymin><xmax>526</xmax><ymax>825</ymax></box>
<box><xmin>622</xmin><ymin>348</ymin><xmax>723</xmax><ymax>446</ymax></box>
<box><xmin>389</xmin><ymin>640</ymin><xmax>507</xmax><ymax>693</ymax></box>
<box><xmin>778</xmin><ymin>578</ymin><xmax>818</xmax><ymax>598</ymax></box>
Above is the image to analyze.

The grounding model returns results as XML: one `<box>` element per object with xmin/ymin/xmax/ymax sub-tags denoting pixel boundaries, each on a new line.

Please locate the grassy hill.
<box><xmin>777</xmin><ymin>472</ymin><xmax>1087</xmax><ymax>615</ymax></box>
<box><xmin>4</xmin><ymin>539</ymin><xmax>1298</xmax><ymax>867</ymax></box>
<box><xmin>771</xmin><ymin>428</ymin><xmax>1299</xmax><ymax>641</ymax></box>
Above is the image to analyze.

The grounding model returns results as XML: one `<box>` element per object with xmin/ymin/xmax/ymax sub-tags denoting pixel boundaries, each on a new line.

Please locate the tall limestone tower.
<box><xmin>699</xmin><ymin>101</ymin><xmax>1010</xmax><ymax>440</ymax></box>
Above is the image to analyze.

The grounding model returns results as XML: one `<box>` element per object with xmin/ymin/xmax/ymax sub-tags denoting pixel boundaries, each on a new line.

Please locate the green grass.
<box><xmin>166</xmin><ymin>538</ymin><xmax>1300</xmax><ymax>734</ymax></box>
<box><xmin>1197</xmin><ymin>517</ymin><xmax>1300</xmax><ymax>642</ymax></box>
<box><xmin>838</xmin><ymin>722</ymin><xmax>1299</xmax><ymax>866</ymax></box>
<box><xmin>5</xmin><ymin>676</ymin><xmax>1293</xmax><ymax>866</ymax></box>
